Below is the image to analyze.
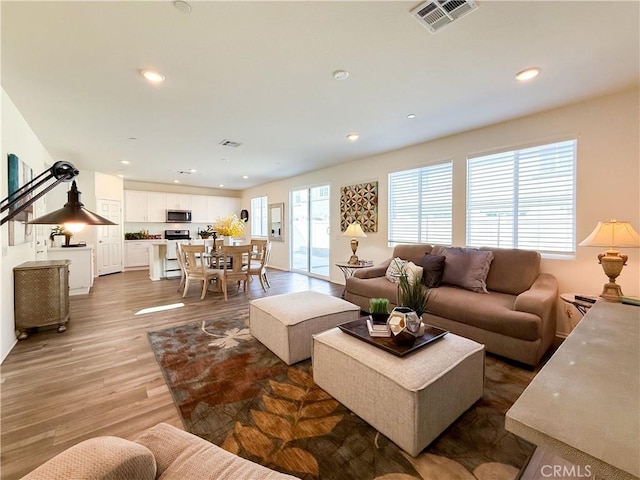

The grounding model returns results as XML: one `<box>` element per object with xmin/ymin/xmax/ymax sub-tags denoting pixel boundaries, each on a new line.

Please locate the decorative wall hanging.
<box><xmin>7</xmin><ymin>154</ymin><xmax>34</xmax><ymax>246</ymax></box>
<box><xmin>340</xmin><ymin>181</ymin><xmax>378</xmax><ymax>233</ymax></box>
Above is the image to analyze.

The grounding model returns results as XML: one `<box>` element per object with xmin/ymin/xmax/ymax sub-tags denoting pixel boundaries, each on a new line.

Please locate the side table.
<box><xmin>335</xmin><ymin>261</ymin><xmax>373</xmax><ymax>298</ymax></box>
<box><xmin>560</xmin><ymin>293</ymin><xmax>597</xmax><ymax>316</ymax></box>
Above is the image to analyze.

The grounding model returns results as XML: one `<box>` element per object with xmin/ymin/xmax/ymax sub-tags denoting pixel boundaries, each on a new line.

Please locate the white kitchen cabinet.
<box><xmin>125</xmin><ymin>241</ymin><xmax>151</xmax><ymax>269</ymax></box>
<box><xmin>146</xmin><ymin>192</ymin><xmax>167</xmax><ymax>222</ymax></box>
<box><xmin>47</xmin><ymin>246</ymin><xmax>95</xmax><ymax>295</ymax></box>
<box><xmin>125</xmin><ymin>191</ymin><xmax>166</xmax><ymax>222</ymax></box>
<box><xmin>208</xmin><ymin>196</ymin><xmax>241</xmax><ymax>220</ymax></box>
<box><xmin>165</xmin><ymin>194</ymin><xmax>192</xmax><ymax>211</ymax></box>
<box><xmin>124</xmin><ymin>190</ymin><xmax>148</xmax><ymax>222</ymax></box>
<box><xmin>191</xmin><ymin>195</ymin><xmax>210</xmax><ymax>223</ymax></box>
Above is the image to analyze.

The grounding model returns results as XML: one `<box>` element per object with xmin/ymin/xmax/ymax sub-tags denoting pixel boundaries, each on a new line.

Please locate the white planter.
<box><xmin>52</xmin><ymin>235</ymin><xmax>65</xmax><ymax>247</ymax></box>
<box><xmin>223</xmin><ymin>236</ymin><xmax>233</xmax><ymax>246</ymax></box>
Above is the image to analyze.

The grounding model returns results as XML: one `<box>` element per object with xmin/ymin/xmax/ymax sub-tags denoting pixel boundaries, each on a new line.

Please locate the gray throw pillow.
<box><xmin>420</xmin><ymin>254</ymin><xmax>446</xmax><ymax>288</ymax></box>
<box><xmin>440</xmin><ymin>247</ymin><xmax>494</xmax><ymax>293</ymax></box>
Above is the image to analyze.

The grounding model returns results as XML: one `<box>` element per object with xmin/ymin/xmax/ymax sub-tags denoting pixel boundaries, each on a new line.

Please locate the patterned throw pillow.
<box><xmin>385</xmin><ymin>258</ymin><xmax>423</xmax><ymax>284</ymax></box>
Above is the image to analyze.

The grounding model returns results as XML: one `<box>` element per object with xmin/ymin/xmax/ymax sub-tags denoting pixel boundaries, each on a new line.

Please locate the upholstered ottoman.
<box><xmin>313</xmin><ymin>327</ymin><xmax>484</xmax><ymax>456</ymax></box>
<box><xmin>250</xmin><ymin>291</ymin><xmax>360</xmax><ymax>365</ymax></box>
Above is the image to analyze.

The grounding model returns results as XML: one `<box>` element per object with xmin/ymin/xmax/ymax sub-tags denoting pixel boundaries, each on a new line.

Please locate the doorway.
<box><xmin>290</xmin><ymin>185</ymin><xmax>330</xmax><ymax>277</ymax></box>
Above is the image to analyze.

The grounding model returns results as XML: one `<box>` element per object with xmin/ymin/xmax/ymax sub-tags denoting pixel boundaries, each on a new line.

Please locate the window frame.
<box><xmin>250</xmin><ymin>196</ymin><xmax>268</xmax><ymax>238</ymax></box>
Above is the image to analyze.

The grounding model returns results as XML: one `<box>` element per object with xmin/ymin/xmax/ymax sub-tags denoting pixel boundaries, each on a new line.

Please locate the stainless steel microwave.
<box><xmin>166</xmin><ymin>210</ymin><xmax>192</xmax><ymax>223</ymax></box>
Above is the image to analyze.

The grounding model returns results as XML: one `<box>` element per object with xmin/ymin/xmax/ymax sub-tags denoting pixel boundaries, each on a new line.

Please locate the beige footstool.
<box><xmin>249</xmin><ymin>291</ymin><xmax>360</xmax><ymax>365</ymax></box>
<box><xmin>313</xmin><ymin>327</ymin><xmax>484</xmax><ymax>456</ymax></box>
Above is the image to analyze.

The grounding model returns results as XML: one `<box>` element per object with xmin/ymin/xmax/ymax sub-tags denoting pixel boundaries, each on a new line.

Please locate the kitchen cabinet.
<box><xmin>191</xmin><ymin>195</ymin><xmax>210</xmax><ymax>223</ymax></box>
<box><xmin>47</xmin><ymin>246</ymin><xmax>95</xmax><ymax>295</ymax></box>
<box><xmin>14</xmin><ymin>260</ymin><xmax>70</xmax><ymax>339</ymax></box>
<box><xmin>124</xmin><ymin>191</ymin><xmax>166</xmax><ymax>222</ymax></box>
<box><xmin>125</xmin><ymin>241</ymin><xmax>151</xmax><ymax>269</ymax></box>
<box><xmin>165</xmin><ymin>194</ymin><xmax>192</xmax><ymax>211</ymax></box>
<box><xmin>208</xmin><ymin>196</ymin><xmax>241</xmax><ymax>219</ymax></box>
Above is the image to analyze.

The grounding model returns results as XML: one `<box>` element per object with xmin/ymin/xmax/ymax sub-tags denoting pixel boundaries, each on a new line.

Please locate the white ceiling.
<box><xmin>2</xmin><ymin>1</ymin><xmax>639</xmax><ymax>191</ymax></box>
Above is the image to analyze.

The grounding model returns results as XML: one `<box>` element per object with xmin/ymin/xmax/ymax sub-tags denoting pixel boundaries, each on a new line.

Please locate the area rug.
<box><xmin>148</xmin><ymin>311</ymin><xmax>535</xmax><ymax>480</ymax></box>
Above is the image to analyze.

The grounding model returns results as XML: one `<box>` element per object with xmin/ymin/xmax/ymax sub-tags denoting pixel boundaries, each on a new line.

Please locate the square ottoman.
<box><xmin>313</xmin><ymin>327</ymin><xmax>485</xmax><ymax>456</ymax></box>
<box><xmin>250</xmin><ymin>291</ymin><xmax>360</xmax><ymax>365</ymax></box>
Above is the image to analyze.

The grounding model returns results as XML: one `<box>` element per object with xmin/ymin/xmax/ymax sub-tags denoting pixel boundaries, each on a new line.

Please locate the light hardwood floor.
<box><xmin>0</xmin><ymin>269</ymin><xmax>343</xmax><ymax>479</ymax></box>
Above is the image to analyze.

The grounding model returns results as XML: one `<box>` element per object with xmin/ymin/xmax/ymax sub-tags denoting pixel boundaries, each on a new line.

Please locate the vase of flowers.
<box><xmin>213</xmin><ymin>213</ymin><xmax>245</xmax><ymax>245</ymax></box>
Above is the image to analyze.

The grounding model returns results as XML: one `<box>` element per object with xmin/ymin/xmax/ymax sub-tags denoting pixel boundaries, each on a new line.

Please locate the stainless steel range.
<box><xmin>164</xmin><ymin>230</ymin><xmax>190</xmax><ymax>278</ymax></box>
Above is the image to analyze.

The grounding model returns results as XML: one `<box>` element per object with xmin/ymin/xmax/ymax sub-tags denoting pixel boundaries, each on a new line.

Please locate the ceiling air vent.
<box><xmin>410</xmin><ymin>0</ymin><xmax>478</xmax><ymax>34</ymax></box>
<box><xmin>219</xmin><ymin>139</ymin><xmax>242</xmax><ymax>148</ymax></box>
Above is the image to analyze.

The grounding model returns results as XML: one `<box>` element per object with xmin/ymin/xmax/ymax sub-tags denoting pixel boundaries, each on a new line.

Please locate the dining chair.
<box><xmin>247</xmin><ymin>241</ymin><xmax>272</xmax><ymax>291</ymax></box>
<box><xmin>181</xmin><ymin>244</ymin><xmax>220</xmax><ymax>300</ymax></box>
<box><xmin>175</xmin><ymin>242</ymin><xmax>187</xmax><ymax>293</ymax></box>
<box><xmin>250</xmin><ymin>238</ymin><xmax>268</xmax><ymax>260</ymax></box>
<box><xmin>218</xmin><ymin>244</ymin><xmax>252</xmax><ymax>301</ymax></box>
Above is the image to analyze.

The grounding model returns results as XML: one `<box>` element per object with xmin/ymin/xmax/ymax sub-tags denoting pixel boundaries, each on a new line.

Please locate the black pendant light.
<box><xmin>28</xmin><ymin>180</ymin><xmax>116</xmax><ymax>226</ymax></box>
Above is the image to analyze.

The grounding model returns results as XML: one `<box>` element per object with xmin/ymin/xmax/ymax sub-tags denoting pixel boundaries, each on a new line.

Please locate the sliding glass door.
<box><xmin>291</xmin><ymin>185</ymin><xmax>330</xmax><ymax>277</ymax></box>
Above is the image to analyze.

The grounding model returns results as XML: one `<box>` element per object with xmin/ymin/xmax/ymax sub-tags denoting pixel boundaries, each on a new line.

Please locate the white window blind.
<box><xmin>388</xmin><ymin>162</ymin><xmax>452</xmax><ymax>245</ymax></box>
<box><xmin>466</xmin><ymin>139</ymin><xmax>576</xmax><ymax>253</ymax></box>
<box><xmin>251</xmin><ymin>196</ymin><xmax>268</xmax><ymax>237</ymax></box>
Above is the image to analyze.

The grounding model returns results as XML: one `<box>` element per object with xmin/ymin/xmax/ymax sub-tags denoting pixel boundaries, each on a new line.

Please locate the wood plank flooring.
<box><xmin>0</xmin><ymin>269</ymin><xmax>343</xmax><ymax>479</ymax></box>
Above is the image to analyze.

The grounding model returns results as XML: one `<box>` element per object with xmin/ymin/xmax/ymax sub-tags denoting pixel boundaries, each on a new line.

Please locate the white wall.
<box><xmin>1</xmin><ymin>89</ymin><xmax>54</xmax><ymax>362</ymax></box>
<box><xmin>242</xmin><ymin>88</ymin><xmax>640</xmax><ymax>334</ymax></box>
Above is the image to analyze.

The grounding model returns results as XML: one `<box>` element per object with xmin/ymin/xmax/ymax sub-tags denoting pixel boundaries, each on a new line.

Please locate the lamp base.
<box><xmin>348</xmin><ymin>255</ymin><xmax>359</xmax><ymax>265</ymax></box>
<box><xmin>600</xmin><ymin>282</ymin><xmax>624</xmax><ymax>302</ymax></box>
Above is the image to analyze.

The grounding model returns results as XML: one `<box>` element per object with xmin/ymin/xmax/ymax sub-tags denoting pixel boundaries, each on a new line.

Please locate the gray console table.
<box><xmin>506</xmin><ymin>301</ymin><xmax>639</xmax><ymax>479</ymax></box>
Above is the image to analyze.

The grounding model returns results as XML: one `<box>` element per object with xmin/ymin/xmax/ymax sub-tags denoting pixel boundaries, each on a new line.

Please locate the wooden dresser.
<box><xmin>13</xmin><ymin>260</ymin><xmax>71</xmax><ymax>340</ymax></box>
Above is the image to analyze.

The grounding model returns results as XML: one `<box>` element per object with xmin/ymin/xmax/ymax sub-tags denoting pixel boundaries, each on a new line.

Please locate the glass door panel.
<box><xmin>290</xmin><ymin>185</ymin><xmax>330</xmax><ymax>277</ymax></box>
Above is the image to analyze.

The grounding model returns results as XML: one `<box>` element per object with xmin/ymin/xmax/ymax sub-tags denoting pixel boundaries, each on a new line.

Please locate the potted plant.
<box><xmin>369</xmin><ymin>298</ymin><xmax>390</xmax><ymax>324</ymax></box>
<box><xmin>398</xmin><ymin>273</ymin><xmax>430</xmax><ymax>319</ymax></box>
<box><xmin>50</xmin><ymin>225</ymin><xmax>71</xmax><ymax>247</ymax></box>
<box><xmin>198</xmin><ymin>225</ymin><xmax>214</xmax><ymax>239</ymax></box>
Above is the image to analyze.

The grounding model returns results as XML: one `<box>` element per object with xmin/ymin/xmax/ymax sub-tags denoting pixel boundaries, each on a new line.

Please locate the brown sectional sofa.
<box><xmin>345</xmin><ymin>244</ymin><xmax>558</xmax><ymax>366</ymax></box>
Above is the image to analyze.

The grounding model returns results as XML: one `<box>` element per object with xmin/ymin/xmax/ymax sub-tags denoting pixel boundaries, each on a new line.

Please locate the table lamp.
<box><xmin>343</xmin><ymin>222</ymin><xmax>367</xmax><ymax>265</ymax></box>
<box><xmin>578</xmin><ymin>219</ymin><xmax>640</xmax><ymax>301</ymax></box>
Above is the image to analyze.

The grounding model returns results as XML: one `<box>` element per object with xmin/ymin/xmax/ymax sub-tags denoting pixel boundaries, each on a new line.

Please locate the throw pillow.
<box><xmin>385</xmin><ymin>258</ymin><xmax>423</xmax><ymax>284</ymax></box>
<box><xmin>385</xmin><ymin>257</ymin><xmax>406</xmax><ymax>283</ymax></box>
<box><xmin>420</xmin><ymin>254</ymin><xmax>446</xmax><ymax>288</ymax></box>
<box><xmin>439</xmin><ymin>247</ymin><xmax>494</xmax><ymax>293</ymax></box>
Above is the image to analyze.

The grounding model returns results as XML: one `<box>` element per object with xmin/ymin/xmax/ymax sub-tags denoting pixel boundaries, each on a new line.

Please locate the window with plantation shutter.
<box><xmin>251</xmin><ymin>196</ymin><xmax>268</xmax><ymax>237</ymax></box>
<box><xmin>388</xmin><ymin>161</ymin><xmax>452</xmax><ymax>245</ymax></box>
<box><xmin>466</xmin><ymin>139</ymin><xmax>576</xmax><ymax>254</ymax></box>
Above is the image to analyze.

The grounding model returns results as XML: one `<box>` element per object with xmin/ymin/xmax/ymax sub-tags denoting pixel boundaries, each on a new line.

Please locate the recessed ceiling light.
<box><xmin>189</xmin><ymin>168</ymin><xmax>197</xmax><ymax>173</ymax></box>
<box><xmin>407</xmin><ymin>113</ymin><xmax>416</xmax><ymax>119</ymax></box>
<box><xmin>117</xmin><ymin>174</ymin><xmax>124</xmax><ymax>178</ymax></box>
<box><xmin>346</xmin><ymin>133</ymin><xmax>360</xmax><ymax>142</ymax></box>
<box><xmin>173</xmin><ymin>180</ymin><xmax>180</xmax><ymax>183</ymax></box>
<box><xmin>141</xmin><ymin>70</ymin><xmax>165</xmax><ymax>82</ymax></box>
<box><xmin>173</xmin><ymin>0</ymin><xmax>191</xmax><ymax>13</ymax></box>
<box><xmin>333</xmin><ymin>69</ymin><xmax>349</xmax><ymax>81</ymax></box>
<box><xmin>515</xmin><ymin>67</ymin><xmax>540</xmax><ymax>81</ymax></box>
<box><xmin>120</xmin><ymin>160</ymin><xmax>130</xmax><ymax>165</ymax></box>
<box><xmin>218</xmin><ymin>184</ymin><xmax>225</xmax><ymax>188</ymax></box>
<box><xmin>242</xmin><ymin>175</ymin><xmax>249</xmax><ymax>179</ymax></box>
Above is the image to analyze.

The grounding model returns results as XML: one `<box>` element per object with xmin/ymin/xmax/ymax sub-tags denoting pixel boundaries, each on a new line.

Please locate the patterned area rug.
<box><xmin>148</xmin><ymin>311</ymin><xmax>535</xmax><ymax>480</ymax></box>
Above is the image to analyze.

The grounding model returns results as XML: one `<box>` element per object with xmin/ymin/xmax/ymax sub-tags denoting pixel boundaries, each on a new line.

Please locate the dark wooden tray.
<box><xmin>338</xmin><ymin>318</ymin><xmax>448</xmax><ymax>357</ymax></box>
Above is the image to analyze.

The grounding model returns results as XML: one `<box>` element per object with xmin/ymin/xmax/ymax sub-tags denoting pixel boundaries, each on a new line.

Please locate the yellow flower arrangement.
<box><xmin>214</xmin><ymin>213</ymin><xmax>245</xmax><ymax>237</ymax></box>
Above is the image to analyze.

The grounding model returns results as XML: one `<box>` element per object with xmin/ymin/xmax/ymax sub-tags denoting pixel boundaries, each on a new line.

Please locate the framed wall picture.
<box><xmin>7</xmin><ymin>153</ymin><xmax>34</xmax><ymax>246</ymax></box>
<box><xmin>340</xmin><ymin>181</ymin><xmax>378</xmax><ymax>233</ymax></box>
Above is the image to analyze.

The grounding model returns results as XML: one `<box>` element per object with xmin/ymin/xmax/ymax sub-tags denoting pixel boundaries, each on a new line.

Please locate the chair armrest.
<box><xmin>353</xmin><ymin>258</ymin><xmax>392</xmax><ymax>279</ymax></box>
<box><xmin>514</xmin><ymin>273</ymin><xmax>558</xmax><ymax>322</ymax></box>
<box><xmin>21</xmin><ymin>437</ymin><xmax>156</xmax><ymax>480</ymax></box>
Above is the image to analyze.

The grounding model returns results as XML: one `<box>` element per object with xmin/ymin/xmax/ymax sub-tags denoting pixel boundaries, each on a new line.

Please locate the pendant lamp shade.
<box><xmin>28</xmin><ymin>181</ymin><xmax>116</xmax><ymax>226</ymax></box>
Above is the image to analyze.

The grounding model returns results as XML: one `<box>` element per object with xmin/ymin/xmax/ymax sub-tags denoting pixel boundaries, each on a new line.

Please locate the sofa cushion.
<box><xmin>481</xmin><ymin>247</ymin><xmax>540</xmax><ymax>295</ymax></box>
<box><xmin>346</xmin><ymin>275</ymin><xmax>400</xmax><ymax>306</ymax></box>
<box><xmin>135</xmin><ymin>423</ymin><xmax>296</xmax><ymax>479</ymax></box>
<box><xmin>427</xmin><ymin>286</ymin><xmax>541</xmax><ymax>341</ymax></box>
<box><xmin>420</xmin><ymin>254</ymin><xmax>445</xmax><ymax>288</ymax></box>
<box><xmin>435</xmin><ymin>247</ymin><xmax>494</xmax><ymax>293</ymax></box>
<box><xmin>21</xmin><ymin>436</ymin><xmax>157</xmax><ymax>480</ymax></box>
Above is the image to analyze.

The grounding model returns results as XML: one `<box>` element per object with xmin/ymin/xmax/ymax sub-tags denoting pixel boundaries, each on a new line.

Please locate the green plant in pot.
<box><xmin>50</xmin><ymin>225</ymin><xmax>72</xmax><ymax>246</ymax></box>
<box><xmin>369</xmin><ymin>297</ymin><xmax>390</xmax><ymax>324</ymax></box>
<box><xmin>398</xmin><ymin>273</ymin><xmax>430</xmax><ymax>319</ymax></box>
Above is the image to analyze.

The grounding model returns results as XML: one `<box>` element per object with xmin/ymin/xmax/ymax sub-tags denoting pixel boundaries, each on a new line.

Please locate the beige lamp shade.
<box><xmin>578</xmin><ymin>219</ymin><xmax>640</xmax><ymax>301</ymax></box>
<box><xmin>578</xmin><ymin>219</ymin><xmax>640</xmax><ymax>248</ymax></box>
<box><xmin>343</xmin><ymin>222</ymin><xmax>367</xmax><ymax>265</ymax></box>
